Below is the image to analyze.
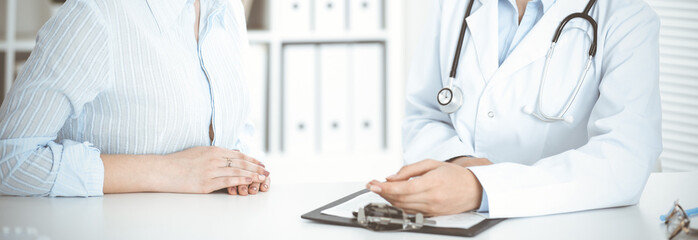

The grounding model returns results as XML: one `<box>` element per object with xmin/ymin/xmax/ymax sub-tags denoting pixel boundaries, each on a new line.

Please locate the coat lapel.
<box><xmin>492</xmin><ymin>0</ymin><xmax>587</xmax><ymax>81</ymax></box>
<box><xmin>465</xmin><ymin>0</ymin><xmax>498</xmax><ymax>83</ymax></box>
<box><xmin>440</xmin><ymin>0</ymin><xmax>497</xmax><ymax>85</ymax></box>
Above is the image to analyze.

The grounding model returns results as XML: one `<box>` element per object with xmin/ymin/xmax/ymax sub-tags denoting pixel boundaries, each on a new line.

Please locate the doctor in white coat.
<box><xmin>367</xmin><ymin>0</ymin><xmax>662</xmax><ymax>218</ymax></box>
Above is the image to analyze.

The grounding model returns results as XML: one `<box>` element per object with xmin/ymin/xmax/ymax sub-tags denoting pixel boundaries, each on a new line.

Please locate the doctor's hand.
<box><xmin>366</xmin><ymin>160</ymin><xmax>483</xmax><ymax>216</ymax></box>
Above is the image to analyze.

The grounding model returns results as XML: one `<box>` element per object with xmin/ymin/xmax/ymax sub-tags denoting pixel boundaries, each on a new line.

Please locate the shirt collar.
<box><xmin>146</xmin><ymin>0</ymin><xmax>189</xmax><ymax>32</ymax></box>
<box><xmin>505</xmin><ymin>0</ymin><xmax>557</xmax><ymax>13</ymax></box>
<box><xmin>146</xmin><ymin>0</ymin><xmax>229</xmax><ymax>32</ymax></box>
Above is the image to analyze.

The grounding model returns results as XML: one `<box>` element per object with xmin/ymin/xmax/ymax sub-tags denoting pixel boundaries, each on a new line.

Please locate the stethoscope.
<box><xmin>437</xmin><ymin>0</ymin><xmax>598</xmax><ymax>124</ymax></box>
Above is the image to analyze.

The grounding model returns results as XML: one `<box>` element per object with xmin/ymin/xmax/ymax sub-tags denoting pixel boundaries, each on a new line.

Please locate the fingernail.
<box><xmin>370</xmin><ymin>185</ymin><xmax>382</xmax><ymax>193</ymax></box>
<box><xmin>251</xmin><ymin>186</ymin><xmax>258</xmax><ymax>192</ymax></box>
<box><xmin>263</xmin><ymin>184</ymin><xmax>268</xmax><ymax>189</ymax></box>
<box><xmin>386</xmin><ymin>174</ymin><xmax>398</xmax><ymax>180</ymax></box>
<box><xmin>264</xmin><ymin>170</ymin><xmax>270</xmax><ymax>176</ymax></box>
<box><xmin>258</xmin><ymin>174</ymin><xmax>266</xmax><ymax>180</ymax></box>
<box><xmin>245</xmin><ymin>177</ymin><xmax>252</xmax><ymax>182</ymax></box>
<box><xmin>260</xmin><ymin>163</ymin><xmax>266</xmax><ymax>168</ymax></box>
<box><xmin>240</xmin><ymin>186</ymin><xmax>247</xmax><ymax>191</ymax></box>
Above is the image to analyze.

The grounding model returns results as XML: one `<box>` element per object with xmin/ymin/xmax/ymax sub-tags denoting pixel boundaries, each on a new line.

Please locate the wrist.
<box><xmin>466</xmin><ymin>168</ymin><xmax>484</xmax><ymax>211</ymax></box>
<box><xmin>148</xmin><ymin>154</ymin><xmax>175</xmax><ymax>192</ymax></box>
<box><xmin>103</xmin><ymin>154</ymin><xmax>168</xmax><ymax>193</ymax></box>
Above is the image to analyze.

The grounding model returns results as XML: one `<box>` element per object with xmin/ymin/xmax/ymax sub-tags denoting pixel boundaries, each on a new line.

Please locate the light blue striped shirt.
<box><xmin>477</xmin><ymin>0</ymin><xmax>556</xmax><ymax>212</ymax></box>
<box><xmin>0</xmin><ymin>0</ymin><xmax>259</xmax><ymax>197</ymax></box>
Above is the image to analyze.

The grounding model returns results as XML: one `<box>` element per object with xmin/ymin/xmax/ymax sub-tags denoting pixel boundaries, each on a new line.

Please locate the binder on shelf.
<box><xmin>283</xmin><ymin>44</ymin><xmax>317</xmax><ymax>154</ymax></box>
<box><xmin>350</xmin><ymin>43</ymin><xmax>384</xmax><ymax>152</ymax></box>
<box><xmin>318</xmin><ymin>44</ymin><xmax>351</xmax><ymax>153</ymax></box>
<box><xmin>314</xmin><ymin>0</ymin><xmax>347</xmax><ymax>33</ymax></box>
<box><xmin>280</xmin><ymin>0</ymin><xmax>312</xmax><ymax>33</ymax></box>
<box><xmin>245</xmin><ymin>44</ymin><xmax>269</xmax><ymax>151</ymax></box>
<box><xmin>348</xmin><ymin>0</ymin><xmax>383</xmax><ymax>32</ymax></box>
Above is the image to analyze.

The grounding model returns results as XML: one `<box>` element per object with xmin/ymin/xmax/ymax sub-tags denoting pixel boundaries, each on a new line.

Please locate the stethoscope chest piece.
<box><xmin>437</xmin><ymin>86</ymin><xmax>463</xmax><ymax>114</ymax></box>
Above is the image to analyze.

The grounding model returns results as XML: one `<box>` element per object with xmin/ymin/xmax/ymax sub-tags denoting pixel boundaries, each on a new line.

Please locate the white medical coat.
<box><xmin>402</xmin><ymin>0</ymin><xmax>662</xmax><ymax>218</ymax></box>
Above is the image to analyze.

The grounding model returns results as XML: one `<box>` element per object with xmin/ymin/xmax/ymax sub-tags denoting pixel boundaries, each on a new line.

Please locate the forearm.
<box><xmin>102</xmin><ymin>147</ymin><xmax>268</xmax><ymax>195</ymax></box>
<box><xmin>102</xmin><ymin>154</ymin><xmax>168</xmax><ymax>193</ymax></box>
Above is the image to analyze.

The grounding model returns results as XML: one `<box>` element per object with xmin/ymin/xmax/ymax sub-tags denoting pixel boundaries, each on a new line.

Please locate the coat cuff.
<box><xmin>48</xmin><ymin>140</ymin><xmax>104</xmax><ymax>197</ymax></box>
<box><xmin>468</xmin><ymin>165</ymin><xmax>502</xmax><ymax>215</ymax></box>
<box><xmin>467</xmin><ymin>165</ymin><xmax>489</xmax><ymax>212</ymax></box>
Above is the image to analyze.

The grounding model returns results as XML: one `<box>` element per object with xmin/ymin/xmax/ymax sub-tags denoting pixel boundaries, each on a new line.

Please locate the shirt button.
<box><xmin>488</xmin><ymin>111</ymin><xmax>495</xmax><ymax>118</ymax></box>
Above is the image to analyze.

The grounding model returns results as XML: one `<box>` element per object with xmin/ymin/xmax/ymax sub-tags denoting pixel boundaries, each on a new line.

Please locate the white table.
<box><xmin>1</xmin><ymin>172</ymin><xmax>696</xmax><ymax>240</ymax></box>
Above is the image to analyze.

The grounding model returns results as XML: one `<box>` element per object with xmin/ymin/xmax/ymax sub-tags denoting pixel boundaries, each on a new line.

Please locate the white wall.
<box><xmin>645</xmin><ymin>0</ymin><xmax>698</xmax><ymax>172</ymax></box>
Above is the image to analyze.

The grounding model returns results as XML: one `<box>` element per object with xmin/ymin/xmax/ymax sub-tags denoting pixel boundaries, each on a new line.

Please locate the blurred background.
<box><xmin>0</xmin><ymin>0</ymin><xmax>696</xmax><ymax>184</ymax></box>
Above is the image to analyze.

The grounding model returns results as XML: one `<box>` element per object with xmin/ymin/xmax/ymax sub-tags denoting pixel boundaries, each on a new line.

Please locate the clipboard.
<box><xmin>301</xmin><ymin>189</ymin><xmax>505</xmax><ymax>237</ymax></box>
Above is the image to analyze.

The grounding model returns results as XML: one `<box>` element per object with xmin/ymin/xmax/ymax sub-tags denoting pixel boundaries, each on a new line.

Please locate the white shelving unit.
<box><xmin>1</xmin><ymin>0</ymin><xmax>53</xmax><ymax>104</ymax></box>
<box><xmin>1</xmin><ymin>0</ymin><xmax>18</xmax><ymax>100</ymax></box>
<box><xmin>247</xmin><ymin>0</ymin><xmax>405</xmax><ymax>183</ymax></box>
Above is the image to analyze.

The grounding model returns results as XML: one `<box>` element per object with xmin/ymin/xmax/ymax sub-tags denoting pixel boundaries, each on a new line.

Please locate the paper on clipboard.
<box><xmin>320</xmin><ymin>191</ymin><xmax>488</xmax><ymax>229</ymax></box>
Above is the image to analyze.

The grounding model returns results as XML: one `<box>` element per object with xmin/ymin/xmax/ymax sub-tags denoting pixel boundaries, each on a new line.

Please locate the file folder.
<box><xmin>283</xmin><ymin>44</ymin><xmax>317</xmax><ymax>154</ymax></box>
<box><xmin>314</xmin><ymin>0</ymin><xmax>347</xmax><ymax>32</ymax></box>
<box><xmin>319</xmin><ymin>44</ymin><xmax>351</xmax><ymax>153</ymax></box>
<box><xmin>348</xmin><ymin>0</ymin><xmax>383</xmax><ymax>32</ymax></box>
<box><xmin>302</xmin><ymin>189</ymin><xmax>505</xmax><ymax>237</ymax></box>
<box><xmin>350</xmin><ymin>43</ymin><xmax>384</xmax><ymax>152</ymax></box>
<box><xmin>281</xmin><ymin>0</ymin><xmax>312</xmax><ymax>33</ymax></box>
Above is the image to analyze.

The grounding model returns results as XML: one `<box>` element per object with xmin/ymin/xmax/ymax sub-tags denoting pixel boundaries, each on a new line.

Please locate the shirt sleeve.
<box><xmin>235</xmin><ymin>120</ymin><xmax>266</xmax><ymax>162</ymax></box>
<box><xmin>468</xmin><ymin>3</ymin><xmax>662</xmax><ymax>218</ymax></box>
<box><xmin>402</xmin><ymin>0</ymin><xmax>476</xmax><ymax>164</ymax></box>
<box><xmin>0</xmin><ymin>0</ymin><xmax>112</xmax><ymax>197</ymax></box>
<box><xmin>227</xmin><ymin>0</ymin><xmax>265</xmax><ymax>161</ymax></box>
<box><xmin>477</xmin><ymin>188</ymin><xmax>489</xmax><ymax>212</ymax></box>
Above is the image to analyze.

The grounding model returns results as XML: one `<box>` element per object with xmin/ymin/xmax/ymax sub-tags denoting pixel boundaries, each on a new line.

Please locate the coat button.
<box><xmin>488</xmin><ymin>111</ymin><xmax>495</xmax><ymax>118</ymax></box>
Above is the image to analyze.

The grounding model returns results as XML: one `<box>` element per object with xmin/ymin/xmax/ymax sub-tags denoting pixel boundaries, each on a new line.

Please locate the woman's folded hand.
<box><xmin>227</xmin><ymin>174</ymin><xmax>271</xmax><ymax>196</ymax></box>
<box><xmin>159</xmin><ymin>146</ymin><xmax>269</xmax><ymax>194</ymax></box>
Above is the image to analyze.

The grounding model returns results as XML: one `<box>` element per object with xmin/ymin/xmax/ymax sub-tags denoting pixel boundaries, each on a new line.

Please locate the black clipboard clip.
<box><xmin>352</xmin><ymin>203</ymin><xmax>436</xmax><ymax>231</ymax></box>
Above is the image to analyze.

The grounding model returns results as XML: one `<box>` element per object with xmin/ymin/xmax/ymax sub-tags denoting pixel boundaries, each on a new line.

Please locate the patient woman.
<box><xmin>0</xmin><ymin>0</ymin><xmax>270</xmax><ymax>197</ymax></box>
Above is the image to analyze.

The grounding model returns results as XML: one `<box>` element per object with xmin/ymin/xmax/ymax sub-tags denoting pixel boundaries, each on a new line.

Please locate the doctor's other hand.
<box><xmin>366</xmin><ymin>160</ymin><xmax>483</xmax><ymax>216</ymax></box>
<box><xmin>448</xmin><ymin>156</ymin><xmax>493</xmax><ymax>168</ymax></box>
<box><xmin>160</xmin><ymin>146</ymin><xmax>269</xmax><ymax>194</ymax></box>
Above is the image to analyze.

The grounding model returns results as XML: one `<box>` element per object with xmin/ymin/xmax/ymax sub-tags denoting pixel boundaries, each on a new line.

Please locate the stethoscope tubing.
<box><xmin>532</xmin><ymin>0</ymin><xmax>598</xmax><ymax>122</ymax></box>
<box><xmin>439</xmin><ymin>0</ymin><xmax>599</xmax><ymax>124</ymax></box>
<box><xmin>532</xmin><ymin>44</ymin><xmax>594</xmax><ymax>123</ymax></box>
